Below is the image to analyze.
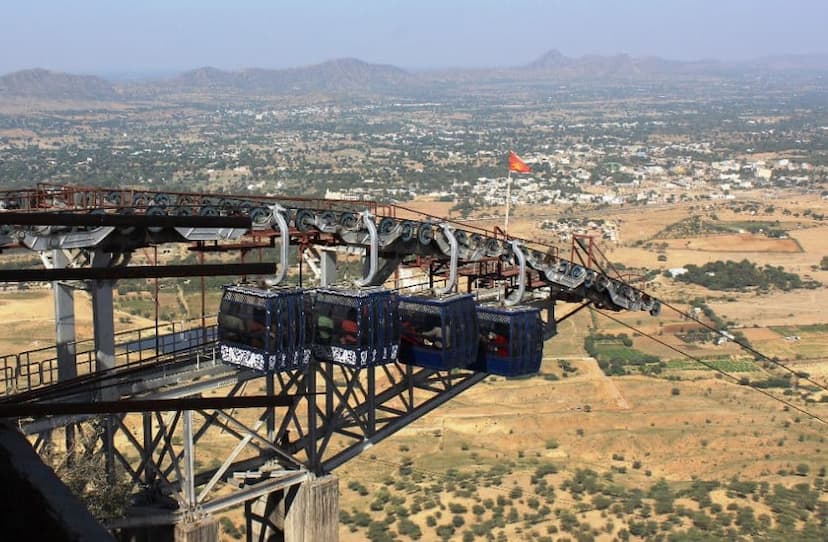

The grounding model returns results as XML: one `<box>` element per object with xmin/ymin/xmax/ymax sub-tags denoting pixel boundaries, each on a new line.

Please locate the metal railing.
<box><xmin>0</xmin><ymin>317</ymin><xmax>217</xmax><ymax>397</ymax></box>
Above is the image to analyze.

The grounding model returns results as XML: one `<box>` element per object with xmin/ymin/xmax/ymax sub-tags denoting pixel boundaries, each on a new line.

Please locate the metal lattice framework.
<box><xmin>18</xmin><ymin>343</ymin><xmax>486</xmax><ymax>529</ymax></box>
<box><xmin>0</xmin><ymin>182</ymin><xmax>660</xmax><ymax>535</ymax></box>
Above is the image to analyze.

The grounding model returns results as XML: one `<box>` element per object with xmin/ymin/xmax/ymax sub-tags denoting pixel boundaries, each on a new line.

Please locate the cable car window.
<box><xmin>219</xmin><ymin>285</ymin><xmax>309</xmax><ymax>372</ymax></box>
<box><xmin>309</xmin><ymin>288</ymin><xmax>400</xmax><ymax>367</ymax></box>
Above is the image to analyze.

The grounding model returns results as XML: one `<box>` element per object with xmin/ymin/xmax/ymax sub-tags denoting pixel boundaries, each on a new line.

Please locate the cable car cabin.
<box><xmin>218</xmin><ymin>285</ymin><xmax>310</xmax><ymax>372</ymax></box>
<box><xmin>310</xmin><ymin>287</ymin><xmax>400</xmax><ymax>368</ymax></box>
<box><xmin>472</xmin><ymin>306</ymin><xmax>544</xmax><ymax>377</ymax></box>
<box><xmin>398</xmin><ymin>293</ymin><xmax>479</xmax><ymax>370</ymax></box>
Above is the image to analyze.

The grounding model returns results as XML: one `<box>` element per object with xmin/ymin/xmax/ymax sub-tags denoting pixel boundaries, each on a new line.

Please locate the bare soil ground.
<box><xmin>0</xmin><ymin>288</ymin><xmax>156</xmax><ymax>359</ymax></box>
<box><xmin>338</xmin><ymin>357</ymin><xmax>828</xmax><ymax>541</ymax></box>
<box><xmin>661</xmin><ymin>233</ymin><xmax>801</xmax><ymax>253</ymax></box>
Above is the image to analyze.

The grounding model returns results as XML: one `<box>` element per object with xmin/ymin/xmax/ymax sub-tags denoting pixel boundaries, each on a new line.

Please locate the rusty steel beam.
<box><xmin>189</xmin><ymin>242</ymin><xmax>275</xmax><ymax>252</ymax></box>
<box><xmin>0</xmin><ymin>212</ymin><xmax>252</xmax><ymax>229</ymax></box>
<box><xmin>0</xmin><ymin>262</ymin><xmax>276</xmax><ymax>282</ymax></box>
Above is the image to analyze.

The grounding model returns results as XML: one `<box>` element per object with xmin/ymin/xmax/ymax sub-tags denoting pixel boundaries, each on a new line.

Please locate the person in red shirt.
<box><xmin>488</xmin><ymin>330</ymin><xmax>509</xmax><ymax>357</ymax></box>
<box><xmin>340</xmin><ymin>309</ymin><xmax>359</xmax><ymax>346</ymax></box>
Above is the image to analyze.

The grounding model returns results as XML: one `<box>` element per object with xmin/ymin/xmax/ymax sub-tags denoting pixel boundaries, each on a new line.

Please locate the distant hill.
<box><xmin>165</xmin><ymin>58</ymin><xmax>413</xmax><ymax>95</ymax></box>
<box><xmin>524</xmin><ymin>49</ymin><xmax>574</xmax><ymax>71</ymax></box>
<box><xmin>0</xmin><ymin>68</ymin><xmax>118</xmax><ymax>100</ymax></box>
<box><xmin>520</xmin><ymin>49</ymin><xmax>729</xmax><ymax>79</ymax></box>
<box><xmin>520</xmin><ymin>50</ymin><xmax>828</xmax><ymax>80</ymax></box>
<box><xmin>3</xmin><ymin>51</ymin><xmax>827</xmax><ymax>101</ymax></box>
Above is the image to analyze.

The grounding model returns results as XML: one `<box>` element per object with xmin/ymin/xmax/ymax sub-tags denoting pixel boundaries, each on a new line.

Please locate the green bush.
<box><xmin>397</xmin><ymin>518</ymin><xmax>422</xmax><ymax>540</ymax></box>
<box><xmin>676</xmin><ymin>259</ymin><xmax>819</xmax><ymax>291</ymax></box>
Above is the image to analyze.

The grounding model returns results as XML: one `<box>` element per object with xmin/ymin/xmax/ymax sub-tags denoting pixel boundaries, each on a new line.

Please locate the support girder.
<box><xmin>18</xmin><ymin>350</ymin><xmax>489</xmax><ymax>527</ymax></box>
<box><xmin>1</xmin><ymin>183</ymin><xmax>656</xmax><ymax>315</ymax></box>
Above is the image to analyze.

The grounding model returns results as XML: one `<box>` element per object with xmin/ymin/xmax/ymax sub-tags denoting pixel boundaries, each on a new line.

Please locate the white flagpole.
<box><xmin>504</xmin><ymin>169</ymin><xmax>512</xmax><ymax>237</ymax></box>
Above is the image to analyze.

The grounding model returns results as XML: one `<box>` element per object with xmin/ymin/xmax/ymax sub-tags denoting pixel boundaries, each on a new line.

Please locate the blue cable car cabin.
<box><xmin>398</xmin><ymin>293</ymin><xmax>479</xmax><ymax>370</ymax></box>
<box><xmin>309</xmin><ymin>287</ymin><xmax>400</xmax><ymax>368</ymax></box>
<box><xmin>218</xmin><ymin>285</ymin><xmax>310</xmax><ymax>372</ymax></box>
<box><xmin>472</xmin><ymin>305</ymin><xmax>544</xmax><ymax>376</ymax></box>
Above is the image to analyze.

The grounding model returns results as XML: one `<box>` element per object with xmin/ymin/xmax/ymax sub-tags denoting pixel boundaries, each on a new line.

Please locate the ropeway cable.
<box><xmin>578</xmin><ymin>248</ymin><xmax>828</xmax><ymax>395</ymax></box>
<box><xmin>596</xmin><ymin>309</ymin><xmax>827</xmax><ymax>426</ymax></box>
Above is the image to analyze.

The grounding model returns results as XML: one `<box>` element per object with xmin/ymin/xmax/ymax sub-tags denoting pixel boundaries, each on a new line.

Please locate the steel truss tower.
<box><xmin>0</xmin><ymin>183</ymin><xmax>657</xmax><ymax>540</ymax></box>
<box><xmin>19</xmin><ymin>346</ymin><xmax>486</xmax><ymax>540</ymax></box>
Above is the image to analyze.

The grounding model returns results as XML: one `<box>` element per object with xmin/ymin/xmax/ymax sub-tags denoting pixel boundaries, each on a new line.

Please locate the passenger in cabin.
<box><xmin>317</xmin><ymin>306</ymin><xmax>334</xmax><ymax>345</ymax></box>
<box><xmin>487</xmin><ymin>329</ymin><xmax>509</xmax><ymax>357</ymax></box>
<box><xmin>247</xmin><ymin>307</ymin><xmax>267</xmax><ymax>349</ymax></box>
<box><xmin>248</xmin><ymin>308</ymin><xmax>266</xmax><ymax>331</ymax></box>
<box><xmin>400</xmin><ymin>314</ymin><xmax>441</xmax><ymax>348</ymax></box>
<box><xmin>401</xmin><ymin>319</ymin><xmax>420</xmax><ymax>345</ymax></box>
<box><xmin>420</xmin><ymin>316</ymin><xmax>444</xmax><ymax>349</ymax></box>
<box><xmin>340</xmin><ymin>308</ymin><xmax>359</xmax><ymax>346</ymax></box>
<box><xmin>219</xmin><ymin>310</ymin><xmax>245</xmax><ymax>344</ymax></box>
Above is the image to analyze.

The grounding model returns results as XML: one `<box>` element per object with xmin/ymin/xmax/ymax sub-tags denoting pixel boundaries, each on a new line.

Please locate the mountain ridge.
<box><xmin>0</xmin><ymin>68</ymin><xmax>118</xmax><ymax>100</ymax></box>
<box><xmin>3</xmin><ymin>51</ymin><xmax>827</xmax><ymax>101</ymax></box>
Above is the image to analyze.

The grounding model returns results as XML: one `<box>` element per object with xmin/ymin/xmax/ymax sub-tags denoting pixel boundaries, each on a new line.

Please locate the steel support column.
<box><xmin>50</xmin><ymin>250</ymin><xmax>78</xmax><ymax>383</ymax></box>
<box><xmin>319</xmin><ymin>248</ymin><xmax>337</xmax><ymax>287</ymax></box>
<box><xmin>182</xmin><ymin>410</ymin><xmax>196</xmax><ymax>510</ymax></box>
<box><xmin>306</xmin><ymin>362</ymin><xmax>318</xmax><ymax>473</ymax></box>
<box><xmin>90</xmin><ymin>250</ymin><xmax>116</xmax><ymax>384</ymax></box>
<box><xmin>48</xmin><ymin>249</ymin><xmax>79</xmax><ymax>459</ymax></box>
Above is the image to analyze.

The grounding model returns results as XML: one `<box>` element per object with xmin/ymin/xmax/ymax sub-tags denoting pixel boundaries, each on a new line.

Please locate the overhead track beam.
<box><xmin>0</xmin><ymin>262</ymin><xmax>276</xmax><ymax>282</ymax></box>
<box><xmin>0</xmin><ymin>212</ymin><xmax>252</xmax><ymax>229</ymax></box>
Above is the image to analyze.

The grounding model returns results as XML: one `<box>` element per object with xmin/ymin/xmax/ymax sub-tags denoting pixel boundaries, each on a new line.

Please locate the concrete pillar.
<box><xmin>249</xmin><ymin>475</ymin><xmax>339</xmax><ymax>542</ymax></box>
<box><xmin>174</xmin><ymin>517</ymin><xmax>218</xmax><ymax>542</ymax></box>
<box><xmin>284</xmin><ymin>475</ymin><xmax>339</xmax><ymax>542</ymax></box>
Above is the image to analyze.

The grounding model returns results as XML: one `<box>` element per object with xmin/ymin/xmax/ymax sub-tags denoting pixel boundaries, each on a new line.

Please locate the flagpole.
<box><xmin>504</xmin><ymin>169</ymin><xmax>512</xmax><ymax>237</ymax></box>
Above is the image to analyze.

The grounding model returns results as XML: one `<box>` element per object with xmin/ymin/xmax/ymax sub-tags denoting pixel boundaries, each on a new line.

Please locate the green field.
<box><xmin>771</xmin><ymin>324</ymin><xmax>828</xmax><ymax>336</ymax></box>
<box><xmin>665</xmin><ymin>358</ymin><xmax>759</xmax><ymax>372</ymax></box>
<box><xmin>594</xmin><ymin>344</ymin><xmax>658</xmax><ymax>365</ymax></box>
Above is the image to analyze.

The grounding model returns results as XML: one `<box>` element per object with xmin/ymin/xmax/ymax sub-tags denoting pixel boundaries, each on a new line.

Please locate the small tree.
<box><xmin>41</xmin><ymin>418</ymin><xmax>133</xmax><ymax>522</ymax></box>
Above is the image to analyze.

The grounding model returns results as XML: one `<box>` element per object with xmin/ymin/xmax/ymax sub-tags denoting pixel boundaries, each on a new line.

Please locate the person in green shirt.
<box><xmin>317</xmin><ymin>313</ymin><xmax>333</xmax><ymax>344</ymax></box>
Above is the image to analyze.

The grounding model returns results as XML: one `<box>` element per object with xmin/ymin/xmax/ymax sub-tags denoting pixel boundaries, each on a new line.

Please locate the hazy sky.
<box><xmin>1</xmin><ymin>0</ymin><xmax>826</xmax><ymax>75</ymax></box>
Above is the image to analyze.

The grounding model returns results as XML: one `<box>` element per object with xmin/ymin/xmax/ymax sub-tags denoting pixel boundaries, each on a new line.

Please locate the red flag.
<box><xmin>508</xmin><ymin>151</ymin><xmax>531</xmax><ymax>173</ymax></box>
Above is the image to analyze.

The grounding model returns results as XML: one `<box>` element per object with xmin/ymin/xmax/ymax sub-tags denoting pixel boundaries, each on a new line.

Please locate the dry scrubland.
<box><xmin>332</xmin><ymin>194</ymin><xmax>828</xmax><ymax>541</ymax></box>
<box><xmin>1</xmin><ymin>193</ymin><xmax>827</xmax><ymax>540</ymax></box>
